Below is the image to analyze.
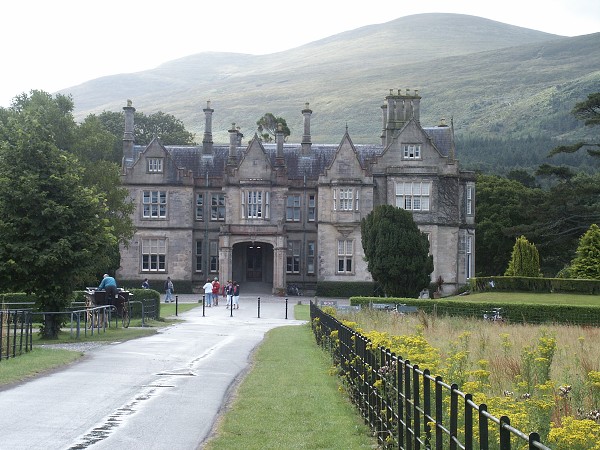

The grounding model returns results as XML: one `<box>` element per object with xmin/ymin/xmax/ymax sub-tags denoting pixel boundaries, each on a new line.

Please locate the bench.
<box><xmin>320</xmin><ymin>300</ymin><xmax>338</xmax><ymax>307</ymax></box>
<box><xmin>396</xmin><ymin>304</ymin><xmax>418</xmax><ymax>314</ymax></box>
<box><xmin>336</xmin><ymin>305</ymin><xmax>361</xmax><ymax>312</ymax></box>
<box><xmin>371</xmin><ymin>303</ymin><xmax>396</xmax><ymax>311</ymax></box>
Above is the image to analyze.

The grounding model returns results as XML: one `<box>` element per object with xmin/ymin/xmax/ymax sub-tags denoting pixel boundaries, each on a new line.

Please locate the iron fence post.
<box><xmin>257</xmin><ymin>297</ymin><xmax>261</xmax><ymax>318</ymax></box>
<box><xmin>285</xmin><ymin>297</ymin><xmax>288</xmax><ymax>319</ymax></box>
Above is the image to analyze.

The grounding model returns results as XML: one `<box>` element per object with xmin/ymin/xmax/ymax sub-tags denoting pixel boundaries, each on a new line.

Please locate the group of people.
<box><xmin>202</xmin><ymin>277</ymin><xmax>240</xmax><ymax>309</ymax></box>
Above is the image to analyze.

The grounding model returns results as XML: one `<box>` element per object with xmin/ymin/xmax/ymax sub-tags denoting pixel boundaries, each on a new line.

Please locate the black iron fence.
<box><xmin>310</xmin><ymin>302</ymin><xmax>551</xmax><ymax>450</ymax></box>
<box><xmin>0</xmin><ymin>308</ymin><xmax>33</xmax><ymax>361</ymax></box>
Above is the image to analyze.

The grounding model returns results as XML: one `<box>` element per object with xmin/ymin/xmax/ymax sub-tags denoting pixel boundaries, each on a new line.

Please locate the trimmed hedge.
<box><xmin>316</xmin><ymin>281</ymin><xmax>383</xmax><ymax>298</ymax></box>
<box><xmin>349</xmin><ymin>296</ymin><xmax>600</xmax><ymax>326</ymax></box>
<box><xmin>471</xmin><ymin>276</ymin><xmax>600</xmax><ymax>295</ymax></box>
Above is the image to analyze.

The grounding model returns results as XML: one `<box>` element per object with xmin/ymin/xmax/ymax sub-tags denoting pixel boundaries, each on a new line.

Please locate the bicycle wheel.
<box><xmin>121</xmin><ymin>302</ymin><xmax>130</xmax><ymax>328</ymax></box>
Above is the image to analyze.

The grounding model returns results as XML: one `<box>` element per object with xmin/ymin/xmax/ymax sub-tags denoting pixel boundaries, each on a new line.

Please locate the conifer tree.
<box><xmin>504</xmin><ymin>236</ymin><xmax>542</xmax><ymax>277</ymax></box>
<box><xmin>569</xmin><ymin>224</ymin><xmax>600</xmax><ymax>280</ymax></box>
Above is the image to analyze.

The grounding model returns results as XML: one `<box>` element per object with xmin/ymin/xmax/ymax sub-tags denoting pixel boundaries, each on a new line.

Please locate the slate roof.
<box><xmin>128</xmin><ymin>126</ymin><xmax>453</xmax><ymax>180</ymax></box>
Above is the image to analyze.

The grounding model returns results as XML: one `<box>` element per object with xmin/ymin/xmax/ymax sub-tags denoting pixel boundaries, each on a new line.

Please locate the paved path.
<box><xmin>0</xmin><ymin>293</ymin><xmax>327</xmax><ymax>450</ymax></box>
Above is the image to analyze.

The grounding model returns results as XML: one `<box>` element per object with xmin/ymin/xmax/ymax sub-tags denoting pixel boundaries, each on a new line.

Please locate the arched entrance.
<box><xmin>232</xmin><ymin>241</ymin><xmax>274</xmax><ymax>288</ymax></box>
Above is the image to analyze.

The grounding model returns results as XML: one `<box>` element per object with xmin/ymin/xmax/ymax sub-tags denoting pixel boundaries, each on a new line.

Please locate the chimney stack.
<box><xmin>202</xmin><ymin>100</ymin><xmax>214</xmax><ymax>155</ymax></box>
<box><xmin>227</xmin><ymin>123</ymin><xmax>238</xmax><ymax>165</ymax></box>
<box><xmin>123</xmin><ymin>99</ymin><xmax>135</xmax><ymax>162</ymax></box>
<box><xmin>275</xmin><ymin>123</ymin><xmax>285</xmax><ymax>166</ymax></box>
<box><xmin>301</xmin><ymin>102</ymin><xmax>312</xmax><ymax>156</ymax></box>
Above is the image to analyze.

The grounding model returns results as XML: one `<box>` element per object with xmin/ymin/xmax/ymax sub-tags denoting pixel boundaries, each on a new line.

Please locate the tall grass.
<box><xmin>337</xmin><ymin>308</ymin><xmax>600</xmax><ymax>426</ymax></box>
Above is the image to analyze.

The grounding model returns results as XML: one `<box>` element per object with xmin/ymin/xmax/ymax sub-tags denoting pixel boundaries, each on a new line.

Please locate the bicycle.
<box><xmin>113</xmin><ymin>292</ymin><xmax>131</xmax><ymax>328</ymax></box>
<box><xmin>483</xmin><ymin>307</ymin><xmax>504</xmax><ymax>322</ymax></box>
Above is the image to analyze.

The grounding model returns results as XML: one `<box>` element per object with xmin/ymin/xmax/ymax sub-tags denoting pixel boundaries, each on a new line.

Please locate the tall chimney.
<box><xmin>275</xmin><ymin>123</ymin><xmax>285</xmax><ymax>166</ymax></box>
<box><xmin>380</xmin><ymin>99</ymin><xmax>387</xmax><ymax>145</ymax></box>
<box><xmin>301</xmin><ymin>102</ymin><xmax>312</xmax><ymax>156</ymax></box>
<box><xmin>412</xmin><ymin>89</ymin><xmax>421</xmax><ymax>124</ymax></box>
<box><xmin>123</xmin><ymin>99</ymin><xmax>135</xmax><ymax>162</ymax></box>
<box><xmin>227</xmin><ymin>123</ymin><xmax>237</xmax><ymax>165</ymax></box>
<box><xmin>202</xmin><ymin>100</ymin><xmax>214</xmax><ymax>155</ymax></box>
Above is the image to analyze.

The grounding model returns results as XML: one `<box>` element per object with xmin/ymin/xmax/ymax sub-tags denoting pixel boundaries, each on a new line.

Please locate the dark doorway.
<box><xmin>246</xmin><ymin>245</ymin><xmax>263</xmax><ymax>281</ymax></box>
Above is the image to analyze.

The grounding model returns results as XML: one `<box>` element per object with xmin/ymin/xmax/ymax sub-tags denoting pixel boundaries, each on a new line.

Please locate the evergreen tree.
<box><xmin>504</xmin><ymin>236</ymin><xmax>542</xmax><ymax>277</ymax></box>
<box><xmin>361</xmin><ymin>205</ymin><xmax>433</xmax><ymax>298</ymax></box>
<box><xmin>569</xmin><ymin>224</ymin><xmax>600</xmax><ymax>280</ymax></box>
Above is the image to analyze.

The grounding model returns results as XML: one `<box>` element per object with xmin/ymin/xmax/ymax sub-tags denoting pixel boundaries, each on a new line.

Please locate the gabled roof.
<box><xmin>125</xmin><ymin>127</ymin><xmax>454</xmax><ymax>180</ymax></box>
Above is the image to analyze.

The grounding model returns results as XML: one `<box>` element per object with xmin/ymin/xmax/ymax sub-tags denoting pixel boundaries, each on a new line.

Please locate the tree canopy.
<box><xmin>256</xmin><ymin>113</ymin><xmax>290</xmax><ymax>143</ymax></box>
<box><xmin>0</xmin><ymin>91</ymin><xmax>134</xmax><ymax>338</ymax></box>
<box><xmin>548</xmin><ymin>92</ymin><xmax>600</xmax><ymax>159</ymax></box>
<box><xmin>569</xmin><ymin>223</ymin><xmax>600</xmax><ymax>280</ymax></box>
<box><xmin>361</xmin><ymin>205</ymin><xmax>433</xmax><ymax>298</ymax></box>
<box><xmin>504</xmin><ymin>236</ymin><xmax>541</xmax><ymax>277</ymax></box>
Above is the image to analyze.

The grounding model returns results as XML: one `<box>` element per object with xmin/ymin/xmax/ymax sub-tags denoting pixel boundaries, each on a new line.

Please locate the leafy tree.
<box><xmin>475</xmin><ymin>174</ymin><xmax>544</xmax><ymax>276</ymax></box>
<box><xmin>361</xmin><ymin>205</ymin><xmax>433</xmax><ymax>298</ymax></box>
<box><xmin>504</xmin><ymin>236</ymin><xmax>541</xmax><ymax>277</ymax></box>
<box><xmin>256</xmin><ymin>113</ymin><xmax>290</xmax><ymax>143</ymax></box>
<box><xmin>569</xmin><ymin>223</ymin><xmax>600</xmax><ymax>279</ymax></box>
<box><xmin>95</xmin><ymin>110</ymin><xmax>196</xmax><ymax>162</ymax></box>
<box><xmin>0</xmin><ymin>92</ymin><xmax>119</xmax><ymax>338</ymax></box>
<box><xmin>548</xmin><ymin>92</ymin><xmax>600</xmax><ymax>159</ymax></box>
<box><xmin>525</xmin><ymin>171</ymin><xmax>600</xmax><ymax>275</ymax></box>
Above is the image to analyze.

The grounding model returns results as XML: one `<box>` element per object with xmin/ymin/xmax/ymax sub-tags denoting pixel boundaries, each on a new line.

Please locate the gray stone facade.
<box><xmin>118</xmin><ymin>91</ymin><xmax>475</xmax><ymax>295</ymax></box>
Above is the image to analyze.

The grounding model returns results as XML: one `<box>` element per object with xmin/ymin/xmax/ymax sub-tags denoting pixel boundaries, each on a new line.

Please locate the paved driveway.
<box><xmin>0</xmin><ymin>295</ymin><xmax>307</xmax><ymax>450</ymax></box>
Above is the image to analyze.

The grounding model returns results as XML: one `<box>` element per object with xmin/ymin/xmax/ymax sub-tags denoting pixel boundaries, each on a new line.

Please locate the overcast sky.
<box><xmin>2</xmin><ymin>0</ymin><xmax>599</xmax><ymax>107</ymax></box>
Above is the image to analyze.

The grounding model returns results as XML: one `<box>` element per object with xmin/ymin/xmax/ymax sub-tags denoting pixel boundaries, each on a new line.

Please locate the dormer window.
<box><xmin>403</xmin><ymin>144</ymin><xmax>421</xmax><ymax>160</ymax></box>
<box><xmin>148</xmin><ymin>158</ymin><xmax>163</xmax><ymax>173</ymax></box>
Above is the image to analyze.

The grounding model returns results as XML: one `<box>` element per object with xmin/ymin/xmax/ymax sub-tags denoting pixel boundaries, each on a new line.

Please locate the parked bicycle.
<box><xmin>483</xmin><ymin>307</ymin><xmax>504</xmax><ymax>322</ymax></box>
<box><xmin>286</xmin><ymin>283</ymin><xmax>302</xmax><ymax>296</ymax></box>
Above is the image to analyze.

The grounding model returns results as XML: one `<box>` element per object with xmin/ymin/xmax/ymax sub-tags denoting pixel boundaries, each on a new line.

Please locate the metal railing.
<box><xmin>0</xmin><ymin>308</ymin><xmax>33</xmax><ymax>360</ymax></box>
<box><xmin>310</xmin><ymin>302</ymin><xmax>551</xmax><ymax>449</ymax></box>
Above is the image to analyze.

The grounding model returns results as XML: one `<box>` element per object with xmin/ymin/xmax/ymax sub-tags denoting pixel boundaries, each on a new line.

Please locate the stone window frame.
<box><xmin>195</xmin><ymin>193</ymin><xmax>204</xmax><ymax>221</ymax></box>
<box><xmin>210</xmin><ymin>193</ymin><xmax>226</xmax><ymax>221</ymax></box>
<box><xmin>336</xmin><ymin>239</ymin><xmax>354</xmax><ymax>274</ymax></box>
<box><xmin>395</xmin><ymin>181</ymin><xmax>431</xmax><ymax>211</ymax></box>
<box><xmin>147</xmin><ymin>157</ymin><xmax>164</xmax><ymax>173</ymax></box>
<box><xmin>286</xmin><ymin>240</ymin><xmax>301</xmax><ymax>273</ymax></box>
<box><xmin>142</xmin><ymin>190</ymin><xmax>167</xmax><ymax>219</ymax></box>
<box><xmin>403</xmin><ymin>144</ymin><xmax>422</xmax><ymax>160</ymax></box>
<box><xmin>141</xmin><ymin>238</ymin><xmax>167</xmax><ymax>272</ymax></box>
<box><xmin>286</xmin><ymin>194</ymin><xmax>301</xmax><ymax>222</ymax></box>
<box><xmin>195</xmin><ymin>240</ymin><xmax>203</xmax><ymax>273</ymax></box>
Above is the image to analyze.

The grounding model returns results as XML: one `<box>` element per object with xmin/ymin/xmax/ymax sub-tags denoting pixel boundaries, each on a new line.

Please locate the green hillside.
<box><xmin>62</xmin><ymin>13</ymin><xmax>600</xmax><ymax>173</ymax></box>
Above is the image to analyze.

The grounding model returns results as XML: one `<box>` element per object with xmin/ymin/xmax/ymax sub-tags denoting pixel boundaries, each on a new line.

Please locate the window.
<box><xmin>334</xmin><ymin>188</ymin><xmax>357</xmax><ymax>211</ymax></box>
<box><xmin>286</xmin><ymin>240</ymin><xmax>300</xmax><ymax>273</ymax></box>
<box><xmin>143</xmin><ymin>191</ymin><xmax>167</xmax><ymax>218</ymax></box>
<box><xmin>211</xmin><ymin>193</ymin><xmax>225</xmax><ymax>221</ymax></box>
<box><xmin>241</xmin><ymin>190</ymin><xmax>270</xmax><ymax>219</ymax></box>
<box><xmin>147</xmin><ymin>158</ymin><xmax>163</xmax><ymax>173</ymax></box>
<box><xmin>307</xmin><ymin>241</ymin><xmax>315</xmax><ymax>274</ymax></box>
<box><xmin>423</xmin><ymin>232</ymin><xmax>431</xmax><ymax>255</ymax></box>
<box><xmin>337</xmin><ymin>239</ymin><xmax>353</xmax><ymax>274</ymax></box>
<box><xmin>466</xmin><ymin>185</ymin><xmax>475</xmax><ymax>216</ymax></box>
<box><xmin>209</xmin><ymin>240</ymin><xmax>219</xmax><ymax>272</ymax></box>
<box><xmin>403</xmin><ymin>144</ymin><xmax>421</xmax><ymax>159</ymax></box>
<box><xmin>466</xmin><ymin>235</ymin><xmax>473</xmax><ymax>279</ymax></box>
<box><xmin>196</xmin><ymin>193</ymin><xmax>204</xmax><ymax>221</ymax></box>
<box><xmin>308</xmin><ymin>194</ymin><xmax>316</xmax><ymax>222</ymax></box>
<box><xmin>395</xmin><ymin>182</ymin><xmax>431</xmax><ymax>211</ymax></box>
<box><xmin>286</xmin><ymin>195</ymin><xmax>301</xmax><ymax>221</ymax></box>
<box><xmin>195</xmin><ymin>240</ymin><xmax>202</xmax><ymax>272</ymax></box>
<box><xmin>141</xmin><ymin>238</ymin><xmax>166</xmax><ymax>272</ymax></box>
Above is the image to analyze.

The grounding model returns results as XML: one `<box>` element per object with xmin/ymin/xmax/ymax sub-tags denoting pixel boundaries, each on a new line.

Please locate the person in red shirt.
<box><xmin>212</xmin><ymin>277</ymin><xmax>220</xmax><ymax>306</ymax></box>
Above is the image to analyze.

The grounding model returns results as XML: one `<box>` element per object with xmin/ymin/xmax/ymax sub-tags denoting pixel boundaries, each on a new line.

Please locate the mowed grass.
<box><xmin>204</xmin><ymin>322</ymin><xmax>375</xmax><ymax>450</ymax></box>
<box><xmin>453</xmin><ymin>291</ymin><xmax>600</xmax><ymax>306</ymax></box>
<box><xmin>0</xmin><ymin>348</ymin><xmax>82</xmax><ymax>386</ymax></box>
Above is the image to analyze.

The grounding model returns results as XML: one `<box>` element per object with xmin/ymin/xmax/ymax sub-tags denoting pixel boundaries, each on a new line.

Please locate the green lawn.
<box><xmin>204</xmin><ymin>322</ymin><xmax>375</xmax><ymax>449</ymax></box>
<box><xmin>450</xmin><ymin>291</ymin><xmax>600</xmax><ymax>306</ymax></box>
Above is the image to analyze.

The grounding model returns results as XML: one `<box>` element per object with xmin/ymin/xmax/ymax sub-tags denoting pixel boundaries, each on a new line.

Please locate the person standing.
<box><xmin>202</xmin><ymin>278</ymin><xmax>213</xmax><ymax>307</ymax></box>
<box><xmin>164</xmin><ymin>277</ymin><xmax>174</xmax><ymax>303</ymax></box>
<box><xmin>141</xmin><ymin>278</ymin><xmax>150</xmax><ymax>289</ymax></box>
<box><xmin>233</xmin><ymin>281</ymin><xmax>240</xmax><ymax>309</ymax></box>
<box><xmin>97</xmin><ymin>273</ymin><xmax>118</xmax><ymax>305</ymax></box>
<box><xmin>225</xmin><ymin>280</ymin><xmax>233</xmax><ymax>308</ymax></box>
<box><xmin>212</xmin><ymin>277</ymin><xmax>220</xmax><ymax>306</ymax></box>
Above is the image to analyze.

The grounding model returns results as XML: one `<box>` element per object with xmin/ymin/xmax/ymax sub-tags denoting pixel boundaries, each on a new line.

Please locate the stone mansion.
<box><xmin>117</xmin><ymin>90</ymin><xmax>476</xmax><ymax>295</ymax></box>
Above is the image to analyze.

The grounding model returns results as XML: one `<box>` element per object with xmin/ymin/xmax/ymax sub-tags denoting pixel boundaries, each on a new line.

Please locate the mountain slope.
<box><xmin>62</xmin><ymin>13</ymin><xmax>598</xmax><ymax>151</ymax></box>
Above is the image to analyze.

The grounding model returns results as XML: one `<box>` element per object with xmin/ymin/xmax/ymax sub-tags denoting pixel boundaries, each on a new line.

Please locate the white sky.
<box><xmin>1</xmin><ymin>0</ymin><xmax>599</xmax><ymax>108</ymax></box>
